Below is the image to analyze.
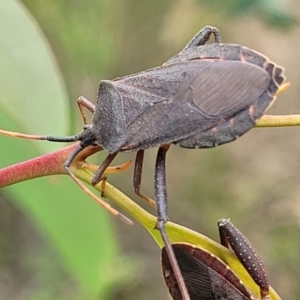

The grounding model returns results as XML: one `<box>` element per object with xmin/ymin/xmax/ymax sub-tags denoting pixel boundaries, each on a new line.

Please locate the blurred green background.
<box><xmin>0</xmin><ymin>0</ymin><xmax>299</xmax><ymax>299</ymax></box>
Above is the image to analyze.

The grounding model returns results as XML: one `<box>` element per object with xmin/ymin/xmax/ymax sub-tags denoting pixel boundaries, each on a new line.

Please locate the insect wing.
<box><xmin>162</xmin><ymin>245</ymin><xmax>214</xmax><ymax>300</ymax></box>
<box><xmin>162</xmin><ymin>244</ymin><xmax>253</xmax><ymax>300</ymax></box>
<box><xmin>122</xmin><ymin>60</ymin><xmax>269</xmax><ymax>150</ymax></box>
<box><xmin>174</xmin><ymin>60</ymin><xmax>269</xmax><ymax>118</ymax></box>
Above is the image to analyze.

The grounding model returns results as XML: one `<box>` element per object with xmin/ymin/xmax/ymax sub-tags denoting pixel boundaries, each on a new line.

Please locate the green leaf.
<box><xmin>0</xmin><ymin>0</ymin><xmax>69</xmax><ymax>152</ymax></box>
<box><xmin>0</xmin><ymin>1</ymin><xmax>118</xmax><ymax>297</ymax></box>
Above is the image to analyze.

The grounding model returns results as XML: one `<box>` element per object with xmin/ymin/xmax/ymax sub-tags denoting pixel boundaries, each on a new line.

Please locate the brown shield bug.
<box><xmin>162</xmin><ymin>218</ymin><xmax>275</xmax><ymax>300</ymax></box>
<box><xmin>0</xmin><ymin>26</ymin><xmax>288</xmax><ymax>299</ymax></box>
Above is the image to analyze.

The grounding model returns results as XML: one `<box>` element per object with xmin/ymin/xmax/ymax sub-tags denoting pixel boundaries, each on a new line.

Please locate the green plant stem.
<box><xmin>256</xmin><ymin>114</ymin><xmax>300</xmax><ymax>127</ymax></box>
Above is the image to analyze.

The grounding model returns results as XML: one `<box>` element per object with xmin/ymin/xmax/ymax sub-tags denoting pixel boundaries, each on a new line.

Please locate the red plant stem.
<box><xmin>0</xmin><ymin>144</ymin><xmax>77</xmax><ymax>187</ymax></box>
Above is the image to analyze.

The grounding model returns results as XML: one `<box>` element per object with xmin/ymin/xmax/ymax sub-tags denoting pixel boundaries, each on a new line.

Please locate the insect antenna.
<box><xmin>0</xmin><ymin>128</ymin><xmax>79</xmax><ymax>143</ymax></box>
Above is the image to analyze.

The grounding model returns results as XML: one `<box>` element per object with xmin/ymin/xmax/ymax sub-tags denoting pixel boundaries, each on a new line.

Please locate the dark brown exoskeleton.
<box><xmin>162</xmin><ymin>219</ymin><xmax>274</xmax><ymax>300</ymax></box>
<box><xmin>0</xmin><ymin>26</ymin><xmax>287</xmax><ymax>299</ymax></box>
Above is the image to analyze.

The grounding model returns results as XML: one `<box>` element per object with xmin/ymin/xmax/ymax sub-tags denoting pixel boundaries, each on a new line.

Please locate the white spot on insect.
<box><xmin>240</xmin><ymin>53</ymin><xmax>247</xmax><ymax>63</ymax></box>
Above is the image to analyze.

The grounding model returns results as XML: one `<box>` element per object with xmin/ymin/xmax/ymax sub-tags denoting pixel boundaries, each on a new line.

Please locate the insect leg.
<box><xmin>164</xmin><ymin>26</ymin><xmax>222</xmax><ymax>65</ymax></box>
<box><xmin>63</xmin><ymin>145</ymin><xmax>132</xmax><ymax>224</ymax></box>
<box><xmin>133</xmin><ymin>150</ymin><xmax>156</xmax><ymax>207</ymax></box>
<box><xmin>91</xmin><ymin>152</ymin><xmax>119</xmax><ymax>186</ymax></box>
<box><xmin>155</xmin><ymin>145</ymin><xmax>190</xmax><ymax>300</ymax></box>
<box><xmin>77</xmin><ymin>96</ymin><xmax>96</xmax><ymax>125</ymax></box>
<box><xmin>218</xmin><ymin>219</ymin><xmax>270</xmax><ymax>299</ymax></box>
<box><xmin>182</xmin><ymin>26</ymin><xmax>221</xmax><ymax>52</ymax></box>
